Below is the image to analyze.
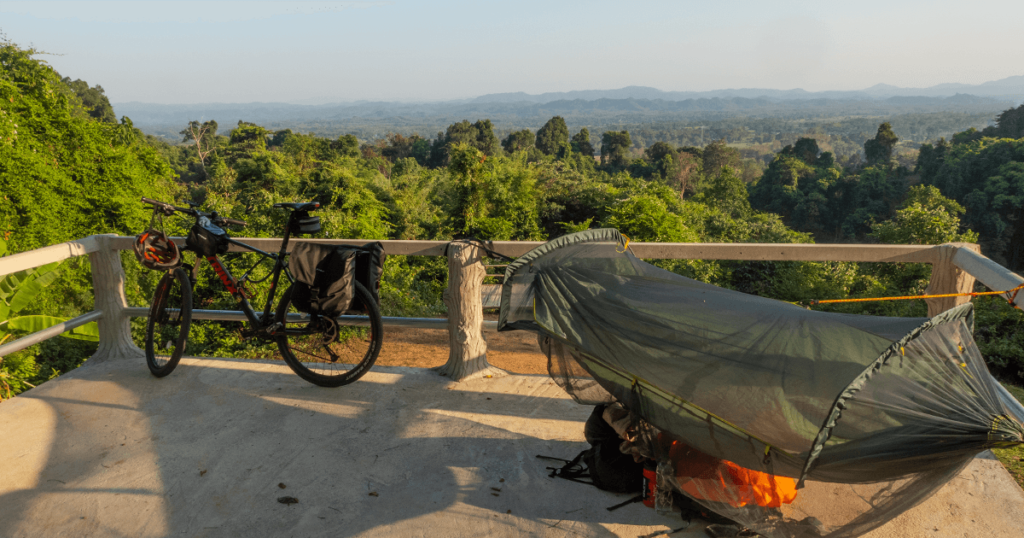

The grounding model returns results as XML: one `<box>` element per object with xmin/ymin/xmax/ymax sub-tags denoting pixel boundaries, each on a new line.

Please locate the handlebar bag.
<box><xmin>290</xmin><ymin>243</ymin><xmax>356</xmax><ymax>317</ymax></box>
<box><xmin>186</xmin><ymin>217</ymin><xmax>229</xmax><ymax>257</ymax></box>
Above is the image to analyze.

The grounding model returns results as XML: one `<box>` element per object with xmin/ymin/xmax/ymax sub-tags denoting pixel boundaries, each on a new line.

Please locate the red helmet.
<box><xmin>134</xmin><ymin>229</ymin><xmax>182</xmax><ymax>271</ymax></box>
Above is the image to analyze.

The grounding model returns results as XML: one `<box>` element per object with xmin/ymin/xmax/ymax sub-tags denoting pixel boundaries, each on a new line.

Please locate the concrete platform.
<box><xmin>1</xmin><ymin>357</ymin><xmax>1022</xmax><ymax>538</ymax></box>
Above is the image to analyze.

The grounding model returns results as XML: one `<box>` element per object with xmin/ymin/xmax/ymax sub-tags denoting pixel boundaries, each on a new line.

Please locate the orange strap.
<box><xmin>809</xmin><ymin>283</ymin><xmax>1024</xmax><ymax>309</ymax></box>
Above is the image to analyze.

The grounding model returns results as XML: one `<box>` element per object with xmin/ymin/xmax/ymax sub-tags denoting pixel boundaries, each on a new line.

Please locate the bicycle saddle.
<box><xmin>273</xmin><ymin>202</ymin><xmax>320</xmax><ymax>211</ymax></box>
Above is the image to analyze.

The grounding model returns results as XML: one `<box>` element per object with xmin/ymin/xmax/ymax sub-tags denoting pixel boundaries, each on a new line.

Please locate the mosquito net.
<box><xmin>497</xmin><ymin>229</ymin><xmax>1024</xmax><ymax>538</ymax></box>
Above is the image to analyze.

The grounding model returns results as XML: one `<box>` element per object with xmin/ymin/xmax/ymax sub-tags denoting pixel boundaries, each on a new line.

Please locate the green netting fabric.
<box><xmin>498</xmin><ymin>229</ymin><xmax>1024</xmax><ymax>538</ymax></box>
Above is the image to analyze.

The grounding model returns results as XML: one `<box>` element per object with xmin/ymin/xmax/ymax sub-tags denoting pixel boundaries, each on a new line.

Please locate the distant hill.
<box><xmin>470</xmin><ymin>76</ymin><xmax>1024</xmax><ymax>103</ymax></box>
<box><xmin>115</xmin><ymin>94</ymin><xmax>1014</xmax><ymax>129</ymax></box>
<box><xmin>114</xmin><ymin>76</ymin><xmax>1021</xmax><ymax>143</ymax></box>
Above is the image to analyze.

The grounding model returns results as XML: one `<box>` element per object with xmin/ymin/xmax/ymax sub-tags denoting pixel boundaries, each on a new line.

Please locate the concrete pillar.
<box><xmin>924</xmin><ymin>243</ymin><xmax>981</xmax><ymax>317</ymax></box>
<box><xmin>436</xmin><ymin>241</ymin><xmax>504</xmax><ymax>381</ymax></box>
<box><xmin>88</xmin><ymin>235</ymin><xmax>143</xmax><ymax>362</ymax></box>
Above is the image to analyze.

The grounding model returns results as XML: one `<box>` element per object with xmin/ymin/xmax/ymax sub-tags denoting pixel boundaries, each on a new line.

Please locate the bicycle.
<box><xmin>138</xmin><ymin>197</ymin><xmax>383</xmax><ymax>387</ymax></box>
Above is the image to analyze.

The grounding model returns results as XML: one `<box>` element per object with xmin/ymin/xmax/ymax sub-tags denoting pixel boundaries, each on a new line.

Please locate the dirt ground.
<box><xmin>373</xmin><ymin>315</ymin><xmax>548</xmax><ymax>375</ymax></box>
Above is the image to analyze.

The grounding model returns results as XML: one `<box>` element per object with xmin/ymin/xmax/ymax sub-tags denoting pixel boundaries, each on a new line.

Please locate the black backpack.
<box><xmin>541</xmin><ymin>404</ymin><xmax>644</xmax><ymax>494</ymax></box>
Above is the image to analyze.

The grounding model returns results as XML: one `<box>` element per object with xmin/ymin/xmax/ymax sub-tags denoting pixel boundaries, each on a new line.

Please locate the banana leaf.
<box><xmin>7</xmin><ymin>315</ymin><xmax>100</xmax><ymax>342</ymax></box>
<box><xmin>4</xmin><ymin>262</ymin><xmax>62</xmax><ymax>313</ymax></box>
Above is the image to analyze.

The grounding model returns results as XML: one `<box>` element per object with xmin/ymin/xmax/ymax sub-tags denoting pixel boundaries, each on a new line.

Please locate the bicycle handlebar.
<box><xmin>142</xmin><ymin>196</ymin><xmax>192</xmax><ymax>216</ymax></box>
<box><xmin>141</xmin><ymin>197</ymin><xmax>247</xmax><ymax>228</ymax></box>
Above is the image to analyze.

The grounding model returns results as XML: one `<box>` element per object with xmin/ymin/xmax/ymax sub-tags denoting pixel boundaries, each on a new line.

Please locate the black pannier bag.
<box><xmin>290</xmin><ymin>242</ymin><xmax>386</xmax><ymax>316</ymax></box>
<box><xmin>290</xmin><ymin>211</ymin><xmax>321</xmax><ymax>235</ymax></box>
<box><xmin>186</xmin><ymin>217</ymin><xmax>229</xmax><ymax>257</ymax></box>
<box><xmin>350</xmin><ymin>241</ymin><xmax>385</xmax><ymax>310</ymax></box>
<box><xmin>290</xmin><ymin>243</ymin><xmax>356</xmax><ymax>317</ymax></box>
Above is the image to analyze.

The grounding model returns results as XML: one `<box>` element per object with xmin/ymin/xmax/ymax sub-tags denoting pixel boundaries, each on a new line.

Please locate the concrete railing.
<box><xmin>2</xmin><ymin>236</ymin><xmax>1022</xmax><ymax>381</ymax></box>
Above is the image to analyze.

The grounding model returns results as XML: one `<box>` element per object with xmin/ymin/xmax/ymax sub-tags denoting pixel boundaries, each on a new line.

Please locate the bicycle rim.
<box><xmin>145</xmin><ymin>268</ymin><xmax>192</xmax><ymax>377</ymax></box>
<box><xmin>275</xmin><ymin>281</ymin><xmax>382</xmax><ymax>387</ymax></box>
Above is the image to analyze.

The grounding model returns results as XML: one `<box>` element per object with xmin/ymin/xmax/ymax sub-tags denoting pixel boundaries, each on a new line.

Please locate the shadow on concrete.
<box><xmin>0</xmin><ymin>356</ymin><xmax>686</xmax><ymax>537</ymax></box>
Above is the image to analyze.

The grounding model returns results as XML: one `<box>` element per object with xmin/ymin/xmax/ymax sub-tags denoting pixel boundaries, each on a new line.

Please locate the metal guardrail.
<box><xmin>122</xmin><ymin>307</ymin><xmax>499</xmax><ymax>331</ymax></box>
<box><xmin>0</xmin><ymin>310</ymin><xmax>103</xmax><ymax>357</ymax></box>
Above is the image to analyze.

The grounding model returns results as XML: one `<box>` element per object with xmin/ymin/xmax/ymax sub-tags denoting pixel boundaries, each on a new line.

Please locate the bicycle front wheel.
<box><xmin>145</xmin><ymin>267</ymin><xmax>193</xmax><ymax>377</ymax></box>
<box><xmin>275</xmin><ymin>280</ymin><xmax>383</xmax><ymax>387</ymax></box>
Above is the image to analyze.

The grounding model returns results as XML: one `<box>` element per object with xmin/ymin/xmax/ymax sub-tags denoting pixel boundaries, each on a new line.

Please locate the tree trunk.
<box><xmin>436</xmin><ymin>242</ymin><xmax>505</xmax><ymax>381</ymax></box>
<box><xmin>925</xmin><ymin>243</ymin><xmax>980</xmax><ymax>317</ymax></box>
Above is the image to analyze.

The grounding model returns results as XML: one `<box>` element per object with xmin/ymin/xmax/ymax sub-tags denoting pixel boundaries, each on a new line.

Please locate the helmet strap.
<box><xmin>148</xmin><ymin>207</ymin><xmax>167</xmax><ymax>235</ymax></box>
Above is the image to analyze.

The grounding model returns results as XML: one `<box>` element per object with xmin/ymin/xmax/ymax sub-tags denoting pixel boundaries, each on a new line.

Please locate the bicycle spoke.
<box><xmin>140</xmin><ymin>268</ymin><xmax>192</xmax><ymax>378</ymax></box>
<box><xmin>275</xmin><ymin>282</ymin><xmax>382</xmax><ymax>387</ymax></box>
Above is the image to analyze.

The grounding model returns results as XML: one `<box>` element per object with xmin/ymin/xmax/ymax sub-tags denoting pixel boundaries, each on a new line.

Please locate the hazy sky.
<box><xmin>3</xmin><ymin>0</ymin><xmax>1022</xmax><ymax>104</ymax></box>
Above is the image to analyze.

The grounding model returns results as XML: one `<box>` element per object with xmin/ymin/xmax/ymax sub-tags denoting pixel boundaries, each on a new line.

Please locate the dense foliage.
<box><xmin>0</xmin><ymin>39</ymin><xmax>176</xmax><ymax>396</ymax></box>
<box><xmin>2</xmin><ymin>38</ymin><xmax>1023</xmax><ymax>398</ymax></box>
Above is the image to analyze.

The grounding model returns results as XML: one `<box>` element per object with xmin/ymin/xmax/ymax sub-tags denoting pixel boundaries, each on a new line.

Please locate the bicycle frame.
<box><xmin>187</xmin><ymin>222</ymin><xmax>297</xmax><ymax>334</ymax></box>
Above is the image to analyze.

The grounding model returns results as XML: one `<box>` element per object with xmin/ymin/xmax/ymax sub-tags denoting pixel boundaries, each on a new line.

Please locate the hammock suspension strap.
<box><xmin>808</xmin><ymin>283</ymin><xmax>1024</xmax><ymax>309</ymax></box>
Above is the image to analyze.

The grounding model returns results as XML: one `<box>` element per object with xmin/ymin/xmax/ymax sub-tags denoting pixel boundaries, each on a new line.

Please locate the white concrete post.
<box><xmin>436</xmin><ymin>241</ymin><xmax>505</xmax><ymax>381</ymax></box>
<box><xmin>88</xmin><ymin>235</ymin><xmax>143</xmax><ymax>362</ymax></box>
<box><xmin>924</xmin><ymin>243</ymin><xmax>981</xmax><ymax>317</ymax></box>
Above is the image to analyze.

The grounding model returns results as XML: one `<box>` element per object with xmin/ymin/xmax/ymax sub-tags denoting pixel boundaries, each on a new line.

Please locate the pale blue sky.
<box><xmin>2</xmin><ymin>0</ymin><xmax>1022</xmax><ymax>104</ymax></box>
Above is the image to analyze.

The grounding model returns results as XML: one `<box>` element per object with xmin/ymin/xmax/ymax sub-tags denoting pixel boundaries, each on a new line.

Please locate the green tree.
<box><xmin>828</xmin><ymin>165</ymin><xmax>906</xmax><ymax>239</ymax></box>
<box><xmin>870</xmin><ymin>185</ymin><xmax>979</xmax><ymax>245</ymax></box>
<box><xmin>269</xmin><ymin>128</ymin><xmax>293</xmax><ymax>148</ymax></box>
<box><xmin>603</xmin><ymin>183</ymin><xmax>697</xmax><ymax>243</ymax></box>
<box><xmin>691</xmin><ymin>167</ymin><xmax>751</xmax><ymax>220</ymax></box>
<box><xmin>974</xmin><ymin>104</ymin><xmax>1024</xmax><ymax>140</ymax></box>
<box><xmin>333</xmin><ymin>134</ymin><xmax>360</xmax><ymax>158</ymax></box>
<box><xmin>601</xmin><ymin>131</ymin><xmax>632</xmax><ymax>168</ymax></box>
<box><xmin>501</xmin><ymin>129</ymin><xmax>535</xmax><ymax>153</ymax></box>
<box><xmin>381</xmin><ymin>133</ymin><xmax>428</xmax><ymax>162</ymax></box>
<box><xmin>701</xmin><ymin>139</ymin><xmax>741</xmax><ymax>178</ymax></box>
<box><xmin>428</xmin><ymin>120</ymin><xmax>499</xmax><ymax>166</ymax></box>
<box><xmin>991</xmin><ymin>104</ymin><xmax>1024</xmax><ymax>139</ymax></box>
<box><xmin>918</xmin><ymin>136</ymin><xmax>1024</xmax><ymax>268</ymax></box>
<box><xmin>60</xmin><ymin>77</ymin><xmax>116</xmax><ymax>123</ymax></box>
<box><xmin>0</xmin><ymin>38</ymin><xmax>174</xmax><ymax>252</ymax></box>
<box><xmin>864</xmin><ymin>122</ymin><xmax>899</xmax><ymax>166</ymax></box>
<box><xmin>783</xmin><ymin>138</ymin><xmax>820</xmax><ymax>164</ymax></box>
<box><xmin>445</xmin><ymin>144</ymin><xmax>542</xmax><ymax>240</ymax></box>
<box><xmin>180</xmin><ymin>120</ymin><xmax>220</xmax><ymax>179</ymax></box>
<box><xmin>571</xmin><ymin>128</ymin><xmax>594</xmax><ymax>157</ymax></box>
<box><xmin>535</xmin><ymin>116</ymin><xmax>569</xmax><ymax>156</ymax></box>
<box><xmin>229</xmin><ymin>121</ymin><xmax>269</xmax><ymax>151</ymax></box>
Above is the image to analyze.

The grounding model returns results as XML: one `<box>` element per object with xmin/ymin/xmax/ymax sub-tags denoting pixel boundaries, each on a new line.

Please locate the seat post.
<box><xmin>263</xmin><ymin>213</ymin><xmax>295</xmax><ymax>321</ymax></box>
<box><xmin>279</xmin><ymin>213</ymin><xmax>294</xmax><ymax>257</ymax></box>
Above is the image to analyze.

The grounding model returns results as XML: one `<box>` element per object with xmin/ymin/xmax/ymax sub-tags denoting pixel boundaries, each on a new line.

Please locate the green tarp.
<box><xmin>498</xmin><ymin>229</ymin><xmax>1024</xmax><ymax>537</ymax></box>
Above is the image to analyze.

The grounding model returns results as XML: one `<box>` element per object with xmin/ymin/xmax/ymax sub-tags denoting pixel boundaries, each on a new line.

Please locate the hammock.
<box><xmin>498</xmin><ymin>229</ymin><xmax>1024</xmax><ymax>538</ymax></box>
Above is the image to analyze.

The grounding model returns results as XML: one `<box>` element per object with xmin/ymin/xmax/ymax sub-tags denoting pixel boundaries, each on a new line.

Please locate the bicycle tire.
<box><xmin>145</xmin><ymin>267</ymin><xmax>193</xmax><ymax>377</ymax></box>
<box><xmin>275</xmin><ymin>280</ymin><xmax>383</xmax><ymax>387</ymax></box>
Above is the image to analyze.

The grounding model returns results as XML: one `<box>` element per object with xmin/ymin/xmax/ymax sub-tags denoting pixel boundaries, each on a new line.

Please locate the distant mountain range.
<box><xmin>114</xmin><ymin>76</ymin><xmax>1022</xmax><ymax>140</ymax></box>
<box><xmin>467</xmin><ymin>76</ymin><xmax>1024</xmax><ymax>103</ymax></box>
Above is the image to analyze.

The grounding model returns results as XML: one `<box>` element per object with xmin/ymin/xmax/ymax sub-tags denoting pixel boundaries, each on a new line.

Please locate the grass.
<box><xmin>992</xmin><ymin>383</ymin><xmax>1024</xmax><ymax>489</ymax></box>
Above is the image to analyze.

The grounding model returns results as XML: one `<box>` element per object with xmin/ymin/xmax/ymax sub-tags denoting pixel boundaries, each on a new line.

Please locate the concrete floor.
<box><xmin>1</xmin><ymin>356</ymin><xmax>1022</xmax><ymax>538</ymax></box>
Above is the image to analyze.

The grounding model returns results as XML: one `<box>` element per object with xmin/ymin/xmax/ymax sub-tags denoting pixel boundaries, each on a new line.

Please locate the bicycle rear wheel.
<box><xmin>145</xmin><ymin>267</ymin><xmax>193</xmax><ymax>377</ymax></box>
<box><xmin>275</xmin><ymin>280</ymin><xmax>383</xmax><ymax>387</ymax></box>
